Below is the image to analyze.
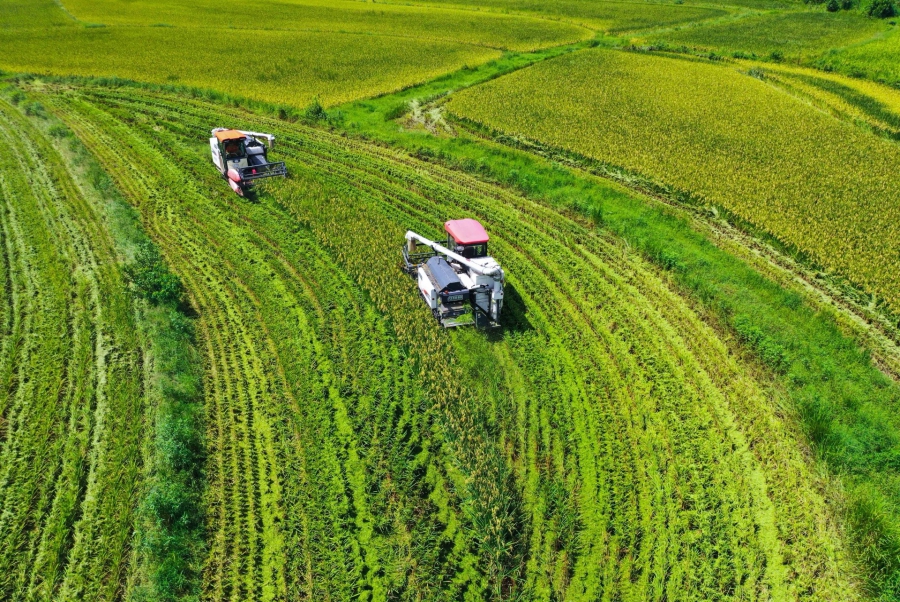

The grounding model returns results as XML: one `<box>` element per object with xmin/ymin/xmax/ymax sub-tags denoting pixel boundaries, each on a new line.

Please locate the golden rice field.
<box><xmin>0</xmin><ymin>0</ymin><xmax>590</xmax><ymax>107</ymax></box>
<box><xmin>752</xmin><ymin>61</ymin><xmax>900</xmax><ymax>137</ymax></box>
<box><xmin>60</xmin><ymin>0</ymin><xmax>592</xmax><ymax>52</ymax></box>
<box><xmin>447</xmin><ymin>48</ymin><xmax>900</xmax><ymax>311</ymax></box>
<box><xmin>0</xmin><ymin>28</ymin><xmax>504</xmax><ymax>107</ymax></box>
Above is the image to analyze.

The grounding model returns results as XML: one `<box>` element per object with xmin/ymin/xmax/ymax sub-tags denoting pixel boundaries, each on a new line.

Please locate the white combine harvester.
<box><xmin>402</xmin><ymin>219</ymin><xmax>505</xmax><ymax>328</ymax></box>
<box><xmin>210</xmin><ymin>128</ymin><xmax>287</xmax><ymax>196</ymax></box>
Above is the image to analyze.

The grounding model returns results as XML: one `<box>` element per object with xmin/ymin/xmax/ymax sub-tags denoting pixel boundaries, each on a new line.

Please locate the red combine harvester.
<box><xmin>402</xmin><ymin>218</ymin><xmax>505</xmax><ymax>328</ymax></box>
<box><xmin>209</xmin><ymin>128</ymin><xmax>287</xmax><ymax>196</ymax></box>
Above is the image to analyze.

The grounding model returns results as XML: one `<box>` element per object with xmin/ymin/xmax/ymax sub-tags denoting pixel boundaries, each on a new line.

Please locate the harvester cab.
<box><xmin>402</xmin><ymin>218</ymin><xmax>504</xmax><ymax>328</ymax></box>
<box><xmin>210</xmin><ymin>128</ymin><xmax>287</xmax><ymax>196</ymax></box>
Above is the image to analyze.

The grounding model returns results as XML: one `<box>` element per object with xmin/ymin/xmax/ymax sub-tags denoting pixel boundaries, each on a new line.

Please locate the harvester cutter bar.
<box><xmin>239</xmin><ymin>161</ymin><xmax>287</xmax><ymax>182</ymax></box>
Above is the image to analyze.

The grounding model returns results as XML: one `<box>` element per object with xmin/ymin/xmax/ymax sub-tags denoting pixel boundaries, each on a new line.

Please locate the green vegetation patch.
<box><xmin>0</xmin><ymin>0</ymin><xmax>73</xmax><ymax>28</ymax></box>
<box><xmin>818</xmin><ymin>26</ymin><xmax>900</xmax><ymax>86</ymax></box>
<box><xmin>448</xmin><ymin>48</ymin><xmax>900</xmax><ymax>313</ymax></box>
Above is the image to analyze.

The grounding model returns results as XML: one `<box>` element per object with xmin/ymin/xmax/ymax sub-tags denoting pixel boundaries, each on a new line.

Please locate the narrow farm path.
<box><xmin>45</xmin><ymin>84</ymin><xmax>861</xmax><ymax>601</ymax></box>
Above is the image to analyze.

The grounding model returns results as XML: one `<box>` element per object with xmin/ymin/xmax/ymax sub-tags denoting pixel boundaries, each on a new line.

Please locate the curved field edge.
<box><xmin>355</xmin><ymin>50</ymin><xmax>900</xmax><ymax>381</ymax></box>
<box><xmin>36</xmin><ymin>82</ymin><xmax>870</xmax><ymax>600</ymax></box>
<box><xmin>446</xmin><ymin>49</ymin><xmax>900</xmax><ymax>315</ymax></box>
<box><xmin>742</xmin><ymin>61</ymin><xmax>900</xmax><ymax>141</ymax></box>
<box><xmin>640</xmin><ymin>11</ymin><xmax>891</xmax><ymax>62</ymax></box>
<box><xmin>334</xmin><ymin>52</ymin><xmax>900</xmax><ymax>596</ymax></box>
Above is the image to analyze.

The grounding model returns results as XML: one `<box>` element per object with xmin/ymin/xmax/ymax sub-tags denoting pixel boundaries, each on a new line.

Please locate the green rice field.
<box><xmin>3</xmin><ymin>0</ymin><xmax>900</xmax><ymax>599</ymax></box>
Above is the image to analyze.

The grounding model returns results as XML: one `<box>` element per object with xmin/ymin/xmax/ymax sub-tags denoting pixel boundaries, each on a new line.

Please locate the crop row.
<box><xmin>447</xmin><ymin>48</ymin><xmax>900</xmax><ymax>313</ymax></box>
<box><xmin>48</xmin><ymin>90</ymin><xmax>494</xmax><ymax>601</ymax></box>
<box><xmin>0</xmin><ymin>97</ymin><xmax>146</xmax><ymax>599</ymax></box>
<box><xmin>45</xmin><ymin>83</ymin><xmax>862</xmax><ymax>600</ymax></box>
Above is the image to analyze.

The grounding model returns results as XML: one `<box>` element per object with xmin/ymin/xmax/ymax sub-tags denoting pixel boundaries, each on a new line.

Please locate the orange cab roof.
<box><xmin>214</xmin><ymin>129</ymin><xmax>247</xmax><ymax>142</ymax></box>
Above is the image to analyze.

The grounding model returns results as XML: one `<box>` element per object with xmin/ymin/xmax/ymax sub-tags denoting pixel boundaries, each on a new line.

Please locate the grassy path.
<box><xmin>43</xmin><ymin>84</ymin><xmax>862</xmax><ymax>600</ymax></box>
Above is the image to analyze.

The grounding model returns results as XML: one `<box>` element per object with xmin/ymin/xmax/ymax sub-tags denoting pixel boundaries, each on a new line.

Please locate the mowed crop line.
<box><xmin>48</xmin><ymin>91</ymin><xmax>482</xmax><ymax>600</ymax></box>
<box><xmin>47</xmin><ymin>84</ymin><xmax>861</xmax><ymax>600</ymax></box>
<box><xmin>0</xmin><ymin>98</ymin><xmax>146</xmax><ymax>600</ymax></box>
<box><xmin>49</xmin><ymin>97</ymin><xmax>294</xmax><ymax>601</ymax></box>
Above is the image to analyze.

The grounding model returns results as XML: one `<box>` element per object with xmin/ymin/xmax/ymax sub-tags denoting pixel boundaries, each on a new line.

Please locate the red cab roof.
<box><xmin>445</xmin><ymin>218</ymin><xmax>489</xmax><ymax>245</ymax></box>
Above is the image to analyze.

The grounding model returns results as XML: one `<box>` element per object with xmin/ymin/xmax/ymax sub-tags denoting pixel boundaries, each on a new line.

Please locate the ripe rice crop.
<box><xmin>36</xmin><ymin>82</ymin><xmax>865</xmax><ymax>600</ymax></box>
<box><xmin>0</xmin><ymin>28</ymin><xmax>502</xmax><ymax>107</ymax></box>
<box><xmin>753</xmin><ymin>61</ymin><xmax>900</xmax><ymax>137</ymax></box>
<box><xmin>448</xmin><ymin>48</ymin><xmax>900</xmax><ymax>312</ymax></box>
<box><xmin>381</xmin><ymin>0</ymin><xmax>727</xmax><ymax>32</ymax></box>
<box><xmin>61</xmin><ymin>0</ymin><xmax>591</xmax><ymax>52</ymax></box>
<box><xmin>649</xmin><ymin>11</ymin><xmax>888</xmax><ymax>59</ymax></box>
<box><xmin>0</xmin><ymin>0</ymin><xmax>590</xmax><ymax>109</ymax></box>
